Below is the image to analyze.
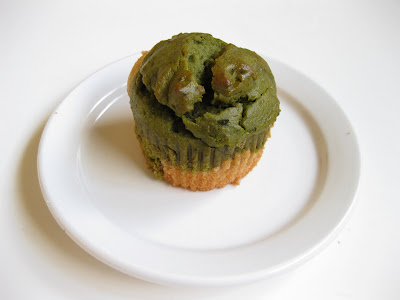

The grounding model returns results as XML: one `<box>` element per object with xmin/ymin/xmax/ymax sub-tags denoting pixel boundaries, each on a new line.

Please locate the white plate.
<box><xmin>38</xmin><ymin>54</ymin><xmax>360</xmax><ymax>287</ymax></box>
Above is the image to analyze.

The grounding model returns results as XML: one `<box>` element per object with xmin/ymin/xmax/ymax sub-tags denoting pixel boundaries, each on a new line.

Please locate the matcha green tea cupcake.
<box><xmin>127</xmin><ymin>33</ymin><xmax>280</xmax><ymax>191</ymax></box>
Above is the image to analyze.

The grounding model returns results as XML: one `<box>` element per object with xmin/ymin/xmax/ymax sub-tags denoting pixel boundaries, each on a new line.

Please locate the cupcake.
<box><xmin>127</xmin><ymin>33</ymin><xmax>280</xmax><ymax>191</ymax></box>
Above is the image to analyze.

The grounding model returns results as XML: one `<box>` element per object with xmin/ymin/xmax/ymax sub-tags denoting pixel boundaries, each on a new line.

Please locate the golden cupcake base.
<box><xmin>161</xmin><ymin>148</ymin><xmax>264</xmax><ymax>191</ymax></box>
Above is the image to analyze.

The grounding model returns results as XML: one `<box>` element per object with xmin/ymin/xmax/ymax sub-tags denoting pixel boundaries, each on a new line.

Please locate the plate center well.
<box><xmin>78</xmin><ymin>86</ymin><xmax>328</xmax><ymax>250</ymax></box>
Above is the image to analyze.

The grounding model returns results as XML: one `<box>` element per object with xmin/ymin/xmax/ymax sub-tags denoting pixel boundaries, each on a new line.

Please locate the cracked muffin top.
<box><xmin>129</xmin><ymin>33</ymin><xmax>280</xmax><ymax>148</ymax></box>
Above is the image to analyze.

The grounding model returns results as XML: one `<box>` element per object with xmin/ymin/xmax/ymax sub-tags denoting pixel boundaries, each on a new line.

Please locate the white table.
<box><xmin>1</xmin><ymin>0</ymin><xmax>399</xmax><ymax>299</ymax></box>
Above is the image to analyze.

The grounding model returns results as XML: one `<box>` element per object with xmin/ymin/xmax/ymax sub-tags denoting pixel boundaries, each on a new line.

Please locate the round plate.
<box><xmin>38</xmin><ymin>54</ymin><xmax>360</xmax><ymax>287</ymax></box>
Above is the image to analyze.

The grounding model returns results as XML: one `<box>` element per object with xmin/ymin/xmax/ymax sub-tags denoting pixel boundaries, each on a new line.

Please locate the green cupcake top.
<box><xmin>131</xmin><ymin>33</ymin><xmax>280</xmax><ymax>148</ymax></box>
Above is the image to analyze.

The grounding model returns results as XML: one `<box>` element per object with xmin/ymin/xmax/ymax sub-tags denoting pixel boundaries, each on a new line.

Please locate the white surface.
<box><xmin>1</xmin><ymin>0</ymin><xmax>399</xmax><ymax>298</ymax></box>
<box><xmin>37</xmin><ymin>54</ymin><xmax>360</xmax><ymax>286</ymax></box>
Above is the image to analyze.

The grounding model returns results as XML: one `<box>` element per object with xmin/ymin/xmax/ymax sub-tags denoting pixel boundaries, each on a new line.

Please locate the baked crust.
<box><xmin>161</xmin><ymin>148</ymin><xmax>265</xmax><ymax>191</ymax></box>
<box><xmin>127</xmin><ymin>51</ymin><xmax>148</xmax><ymax>98</ymax></box>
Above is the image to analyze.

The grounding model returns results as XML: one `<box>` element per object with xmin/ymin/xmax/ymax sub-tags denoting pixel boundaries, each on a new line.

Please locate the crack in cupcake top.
<box><xmin>136</xmin><ymin>33</ymin><xmax>280</xmax><ymax>148</ymax></box>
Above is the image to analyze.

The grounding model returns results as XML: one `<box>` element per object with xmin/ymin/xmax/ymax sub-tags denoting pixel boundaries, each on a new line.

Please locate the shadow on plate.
<box><xmin>89</xmin><ymin>118</ymin><xmax>154</xmax><ymax>179</ymax></box>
